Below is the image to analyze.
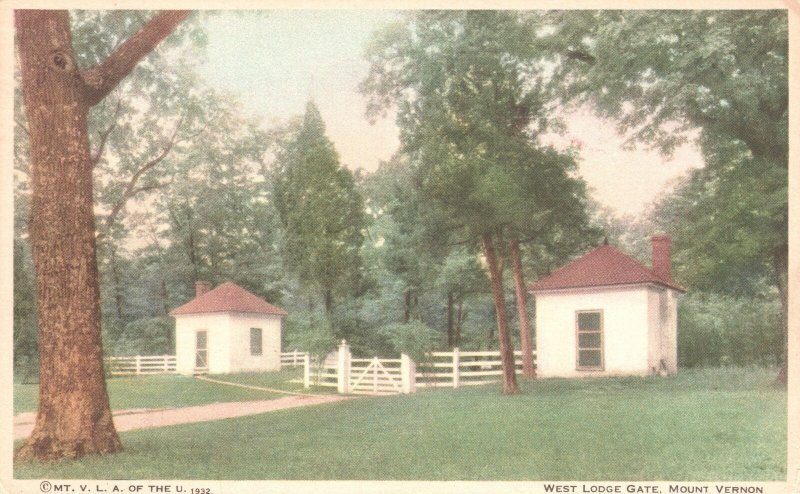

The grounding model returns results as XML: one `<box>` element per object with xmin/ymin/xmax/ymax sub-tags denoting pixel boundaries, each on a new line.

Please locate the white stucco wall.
<box><xmin>174</xmin><ymin>312</ymin><xmax>282</xmax><ymax>375</ymax></box>
<box><xmin>534</xmin><ymin>286</ymin><xmax>651</xmax><ymax>378</ymax></box>
<box><xmin>227</xmin><ymin>313</ymin><xmax>282</xmax><ymax>372</ymax></box>
<box><xmin>174</xmin><ymin>313</ymin><xmax>231</xmax><ymax>375</ymax></box>
<box><xmin>646</xmin><ymin>287</ymin><xmax>679</xmax><ymax>375</ymax></box>
<box><xmin>665</xmin><ymin>290</ymin><xmax>678</xmax><ymax>373</ymax></box>
<box><xmin>646</xmin><ymin>288</ymin><xmax>661</xmax><ymax>375</ymax></box>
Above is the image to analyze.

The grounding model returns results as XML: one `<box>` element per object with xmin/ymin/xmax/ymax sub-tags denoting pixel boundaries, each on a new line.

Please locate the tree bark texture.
<box><xmin>14</xmin><ymin>9</ymin><xmax>188</xmax><ymax>461</ymax></box>
<box><xmin>80</xmin><ymin>11</ymin><xmax>191</xmax><ymax>106</ymax></box>
<box><xmin>15</xmin><ymin>10</ymin><xmax>121</xmax><ymax>460</ymax></box>
<box><xmin>510</xmin><ymin>237</ymin><xmax>536</xmax><ymax>378</ymax></box>
<box><xmin>482</xmin><ymin>233</ymin><xmax>519</xmax><ymax>395</ymax></box>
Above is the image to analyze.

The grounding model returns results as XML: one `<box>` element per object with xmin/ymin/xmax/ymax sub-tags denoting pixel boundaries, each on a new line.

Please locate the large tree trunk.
<box><xmin>510</xmin><ymin>237</ymin><xmax>535</xmax><ymax>378</ymax></box>
<box><xmin>482</xmin><ymin>233</ymin><xmax>518</xmax><ymax>395</ymax></box>
<box><xmin>14</xmin><ymin>9</ymin><xmax>189</xmax><ymax>461</ymax></box>
<box><xmin>15</xmin><ymin>11</ymin><xmax>121</xmax><ymax>460</ymax></box>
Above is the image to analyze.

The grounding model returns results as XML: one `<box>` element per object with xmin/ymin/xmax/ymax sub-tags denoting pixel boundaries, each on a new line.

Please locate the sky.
<box><xmin>198</xmin><ymin>10</ymin><xmax>703</xmax><ymax>218</ymax></box>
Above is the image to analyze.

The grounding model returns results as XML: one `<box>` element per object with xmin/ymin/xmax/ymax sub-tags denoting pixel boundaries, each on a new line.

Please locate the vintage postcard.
<box><xmin>1</xmin><ymin>1</ymin><xmax>798</xmax><ymax>493</ymax></box>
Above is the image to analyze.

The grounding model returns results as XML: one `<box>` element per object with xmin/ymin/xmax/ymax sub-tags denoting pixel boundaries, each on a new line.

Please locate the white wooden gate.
<box><xmin>349</xmin><ymin>357</ymin><xmax>403</xmax><ymax>395</ymax></box>
<box><xmin>302</xmin><ymin>340</ymin><xmax>415</xmax><ymax>395</ymax></box>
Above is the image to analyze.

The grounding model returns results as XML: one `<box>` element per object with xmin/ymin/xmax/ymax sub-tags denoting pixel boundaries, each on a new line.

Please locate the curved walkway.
<box><xmin>13</xmin><ymin>394</ymin><xmax>350</xmax><ymax>441</ymax></box>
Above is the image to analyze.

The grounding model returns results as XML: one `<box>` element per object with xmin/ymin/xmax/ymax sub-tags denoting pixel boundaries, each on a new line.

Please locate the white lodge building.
<box><xmin>171</xmin><ymin>281</ymin><xmax>288</xmax><ymax>375</ymax></box>
<box><xmin>529</xmin><ymin>236</ymin><xmax>686</xmax><ymax>378</ymax></box>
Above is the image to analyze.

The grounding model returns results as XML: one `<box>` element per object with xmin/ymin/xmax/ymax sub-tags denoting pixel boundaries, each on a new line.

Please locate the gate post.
<box><xmin>401</xmin><ymin>353</ymin><xmax>416</xmax><ymax>394</ymax></box>
<box><xmin>337</xmin><ymin>340</ymin><xmax>351</xmax><ymax>394</ymax></box>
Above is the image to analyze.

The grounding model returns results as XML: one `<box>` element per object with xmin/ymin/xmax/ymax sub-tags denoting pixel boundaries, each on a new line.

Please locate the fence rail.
<box><xmin>280</xmin><ymin>350</ymin><xmax>310</xmax><ymax>367</ymax></box>
<box><xmin>416</xmin><ymin>349</ymin><xmax>528</xmax><ymax>388</ymax></box>
<box><xmin>303</xmin><ymin>341</ymin><xmax>535</xmax><ymax>395</ymax></box>
<box><xmin>106</xmin><ymin>350</ymin><xmax>311</xmax><ymax>376</ymax></box>
<box><xmin>105</xmin><ymin>355</ymin><xmax>176</xmax><ymax>376</ymax></box>
<box><xmin>104</xmin><ymin>345</ymin><xmax>535</xmax><ymax>395</ymax></box>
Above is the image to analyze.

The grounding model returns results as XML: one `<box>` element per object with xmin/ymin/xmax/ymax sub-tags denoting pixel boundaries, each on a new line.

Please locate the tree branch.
<box><xmin>90</xmin><ymin>97</ymin><xmax>123</xmax><ymax>167</ymax></box>
<box><xmin>81</xmin><ymin>10</ymin><xmax>191</xmax><ymax>107</ymax></box>
<box><xmin>175</xmin><ymin>120</ymin><xmax>209</xmax><ymax>145</ymax></box>
<box><xmin>96</xmin><ymin>117</ymin><xmax>183</xmax><ymax>241</ymax></box>
<box><xmin>130</xmin><ymin>182</ymin><xmax>169</xmax><ymax>196</ymax></box>
<box><xmin>565</xmin><ymin>49</ymin><xmax>596</xmax><ymax>65</ymax></box>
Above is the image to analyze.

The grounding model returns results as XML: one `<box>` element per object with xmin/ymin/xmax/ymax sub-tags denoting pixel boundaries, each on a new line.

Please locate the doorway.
<box><xmin>195</xmin><ymin>330</ymin><xmax>208</xmax><ymax>372</ymax></box>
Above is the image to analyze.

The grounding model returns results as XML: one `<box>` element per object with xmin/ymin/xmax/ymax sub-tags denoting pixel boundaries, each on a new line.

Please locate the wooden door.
<box><xmin>195</xmin><ymin>330</ymin><xmax>208</xmax><ymax>371</ymax></box>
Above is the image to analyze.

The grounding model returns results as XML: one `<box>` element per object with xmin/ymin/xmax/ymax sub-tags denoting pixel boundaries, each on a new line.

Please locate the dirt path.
<box><xmin>13</xmin><ymin>394</ymin><xmax>350</xmax><ymax>441</ymax></box>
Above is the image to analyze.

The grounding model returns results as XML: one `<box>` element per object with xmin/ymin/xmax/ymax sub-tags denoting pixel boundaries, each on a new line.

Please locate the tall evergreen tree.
<box><xmin>273</xmin><ymin>101</ymin><xmax>366</xmax><ymax>314</ymax></box>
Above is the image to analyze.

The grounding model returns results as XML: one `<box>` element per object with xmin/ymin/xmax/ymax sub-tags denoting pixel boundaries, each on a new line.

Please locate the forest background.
<box><xmin>12</xmin><ymin>9</ymin><xmax>788</xmax><ymax>381</ymax></box>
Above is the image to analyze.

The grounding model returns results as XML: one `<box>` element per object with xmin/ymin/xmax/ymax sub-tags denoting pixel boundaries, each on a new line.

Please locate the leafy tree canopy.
<box><xmin>540</xmin><ymin>10</ymin><xmax>787</xmax><ymax>165</ymax></box>
<box><xmin>272</xmin><ymin>101</ymin><xmax>367</xmax><ymax>311</ymax></box>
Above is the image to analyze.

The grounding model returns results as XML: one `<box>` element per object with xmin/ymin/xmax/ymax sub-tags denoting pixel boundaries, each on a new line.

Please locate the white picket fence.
<box><xmin>416</xmin><ymin>349</ymin><xmax>526</xmax><ymax>388</ymax></box>
<box><xmin>104</xmin><ymin>346</ymin><xmax>532</xmax><ymax>395</ymax></box>
<box><xmin>280</xmin><ymin>349</ymin><xmax>310</xmax><ymax>367</ymax></box>
<box><xmin>308</xmin><ymin>361</ymin><xmax>339</xmax><ymax>389</ymax></box>
<box><xmin>105</xmin><ymin>355</ymin><xmax>176</xmax><ymax>376</ymax></box>
<box><xmin>303</xmin><ymin>340</ymin><xmax>533</xmax><ymax>395</ymax></box>
<box><xmin>106</xmin><ymin>351</ymin><xmax>310</xmax><ymax>376</ymax></box>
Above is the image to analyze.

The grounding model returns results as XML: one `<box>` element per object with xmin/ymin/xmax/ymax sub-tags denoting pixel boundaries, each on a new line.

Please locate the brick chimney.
<box><xmin>651</xmin><ymin>235</ymin><xmax>673</xmax><ymax>282</ymax></box>
<box><xmin>195</xmin><ymin>281</ymin><xmax>211</xmax><ymax>298</ymax></box>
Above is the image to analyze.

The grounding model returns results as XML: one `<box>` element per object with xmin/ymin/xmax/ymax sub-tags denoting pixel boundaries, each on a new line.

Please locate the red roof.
<box><xmin>170</xmin><ymin>282</ymin><xmax>288</xmax><ymax>316</ymax></box>
<box><xmin>529</xmin><ymin>244</ymin><xmax>685</xmax><ymax>293</ymax></box>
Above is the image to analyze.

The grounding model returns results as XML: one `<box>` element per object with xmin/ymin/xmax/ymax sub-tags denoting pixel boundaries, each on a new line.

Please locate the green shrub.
<box><xmin>112</xmin><ymin>317</ymin><xmax>173</xmax><ymax>356</ymax></box>
<box><xmin>284</xmin><ymin>311</ymin><xmax>338</xmax><ymax>360</ymax></box>
<box><xmin>378</xmin><ymin>321</ymin><xmax>440</xmax><ymax>362</ymax></box>
<box><xmin>678</xmin><ymin>293</ymin><xmax>782</xmax><ymax>367</ymax></box>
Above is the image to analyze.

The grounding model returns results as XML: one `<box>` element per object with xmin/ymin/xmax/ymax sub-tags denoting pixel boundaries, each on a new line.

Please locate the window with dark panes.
<box><xmin>576</xmin><ymin>310</ymin><xmax>603</xmax><ymax>370</ymax></box>
<box><xmin>250</xmin><ymin>328</ymin><xmax>263</xmax><ymax>356</ymax></box>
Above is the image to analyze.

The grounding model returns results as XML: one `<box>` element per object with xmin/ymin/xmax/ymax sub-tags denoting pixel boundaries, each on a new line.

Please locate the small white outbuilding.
<box><xmin>170</xmin><ymin>281</ymin><xmax>287</xmax><ymax>375</ymax></box>
<box><xmin>529</xmin><ymin>235</ymin><xmax>685</xmax><ymax>378</ymax></box>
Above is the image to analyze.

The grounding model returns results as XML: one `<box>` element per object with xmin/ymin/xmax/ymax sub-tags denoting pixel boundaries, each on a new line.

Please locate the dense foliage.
<box><xmin>13</xmin><ymin>9</ymin><xmax>787</xmax><ymax>383</ymax></box>
<box><xmin>540</xmin><ymin>10</ymin><xmax>788</xmax><ymax>379</ymax></box>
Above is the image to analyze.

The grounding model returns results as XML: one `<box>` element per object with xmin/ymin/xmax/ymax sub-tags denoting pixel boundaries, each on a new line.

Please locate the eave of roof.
<box><xmin>170</xmin><ymin>282</ymin><xmax>288</xmax><ymax>317</ymax></box>
<box><xmin>528</xmin><ymin>244</ymin><xmax>686</xmax><ymax>294</ymax></box>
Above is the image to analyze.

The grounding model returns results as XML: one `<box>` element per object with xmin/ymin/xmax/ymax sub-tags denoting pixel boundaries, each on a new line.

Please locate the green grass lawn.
<box><xmin>14</xmin><ymin>367</ymin><xmax>786</xmax><ymax>481</ymax></box>
<box><xmin>14</xmin><ymin>368</ymin><xmax>308</xmax><ymax>415</ymax></box>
